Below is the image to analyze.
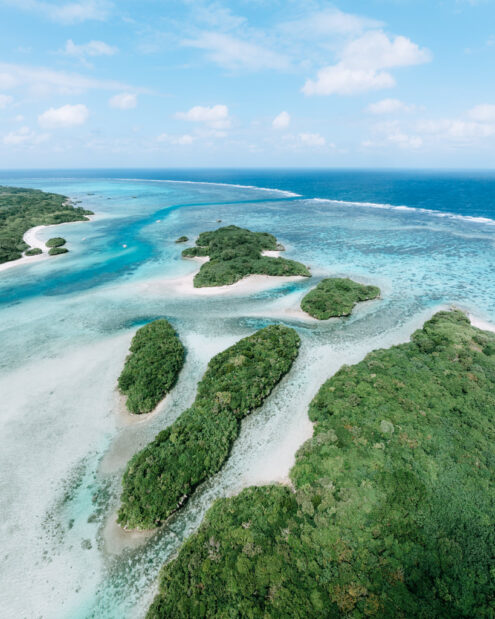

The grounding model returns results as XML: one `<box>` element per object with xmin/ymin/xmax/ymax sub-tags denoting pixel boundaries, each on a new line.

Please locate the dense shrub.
<box><xmin>148</xmin><ymin>311</ymin><xmax>495</xmax><ymax>618</ymax></box>
<box><xmin>118</xmin><ymin>325</ymin><xmax>301</xmax><ymax>529</ymax></box>
<box><xmin>182</xmin><ymin>225</ymin><xmax>310</xmax><ymax>287</ymax></box>
<box><xmin>48</xmin><ymin>247</ymin><xmax>69</xmax><ymax>256</ymax></box>
<box><xmin>0</xmin><ymin>186</ymin><xmax>92</xmax><ymax>264</ymax></box>
<box><xmin>25</xmin><ymin>247</ymin><xmax>42</xmax><ymax>256</ymax></box>
<box><xmin>46</xmin><ymin>237</ymin><xmax>66</xmax><ymax>248</ymax></box>
<box><xmin>118</xmin><ymin>319</ymin><xmax>185</xmax><ymax>415</ymax></box>
<box><xmin>175</xmin><ymin>236</ymin><xmax>188</xmax><ymax>243</ymax></box>
<box><xmin>301</xmin><ymin>277</ymin><xmax>380</xmax><ymax>319</ymax></box>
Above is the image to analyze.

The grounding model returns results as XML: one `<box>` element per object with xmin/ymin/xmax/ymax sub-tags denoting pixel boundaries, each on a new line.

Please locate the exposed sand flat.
<box><xmin>261</xmin><ymin>250</ymin><xmax>281</xmax><ymax>258</ymax></box>
<box><xmin>145</xmin><ymin>251</ymin><xmax>309</xmax><ymax>296</ymax></box>
<box><xmin>147</xmin><ymin>270</ymin><xmax>308</xmax><ymax>297</ymax></box>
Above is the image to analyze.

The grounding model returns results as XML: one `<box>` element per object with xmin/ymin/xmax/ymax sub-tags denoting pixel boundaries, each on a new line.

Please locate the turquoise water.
<box><xmin>1</xmin><ymin>174</ymin><xmax>495</xmax><ymax>618</ymax></box>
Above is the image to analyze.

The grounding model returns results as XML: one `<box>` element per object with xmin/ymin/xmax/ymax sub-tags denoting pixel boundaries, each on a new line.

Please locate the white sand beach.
<box><xmin>147</xmin><ymin>270</ymin><xmax>308</xmax><ymax>297</ymax></box>
<box><xmin>469</xmin><ymin>314</ymin><xmax>495</xmax><ymax>333</ymax></box>
<box><xmin>0</xmin><ymin>215</ymin><xmax>95</xmax><ymax>274</ymax></box>
<box><xmin>144</xmin><ymin>251</ymin><xmax>310</xmax><ymax>297</ymax></box>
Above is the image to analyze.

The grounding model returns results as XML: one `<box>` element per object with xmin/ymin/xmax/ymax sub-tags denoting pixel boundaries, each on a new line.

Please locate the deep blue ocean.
<box><xmin>2</xmin><ymin>168</ymin><xmax>495</xmax><ymax>219</ymax></box>
<box><xmin>2</xmin><ymin>169</ymin><xmax>495</xmax><ymax>619</ymax></box>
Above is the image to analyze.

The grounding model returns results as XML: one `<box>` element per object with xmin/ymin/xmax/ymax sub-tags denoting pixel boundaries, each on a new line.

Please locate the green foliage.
<box><xmin>148</xmin><ymin>311</ymin><xmax>495</xmax><ymax>618</ymax></box>
<box><xmin>0</xmin><ymin>186</ymin><xmax>92</xmax><ymax>265</ymax></box>
<box><xmin>301</xmin><ymin>277</ymin><xmax>380</xmax><ymax>319</ymax></box>
<box><xmin>25</xmin><ymin>247</ymin><xmax>42</xmax><ymax>256</ymax></box>
<box><xmin>48</xmin><ymin>247</ymin><xmax>69</xmax><ymax>256</ymax></box>
<box><xmin>46</xmin><ymin>237</ymin><xmax>66</xmax><ymax>248</ymax></box>
<box><xmin>175</xmin><ymin>236</ymin><xmax>188</xmax><ymax>243</ymax></box>
<box><xmin>182</xmin><ymin>225</ymin><xmax>310</xmax><ymax>287</ymax></box>
<box><xmin>118</xmin><ymin>319</ymin><xmax>185</xmax><ymax>415</ymax></box>
<box><xmin>118</xmin><ymin>325</ymin><xmax>301</xmax><ymax>529</ymax></box>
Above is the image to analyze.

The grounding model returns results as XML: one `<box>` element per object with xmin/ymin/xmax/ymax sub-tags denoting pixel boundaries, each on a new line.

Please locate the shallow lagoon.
<box><xmin>1</xmin><ymin>176</ymin><xmax>495</xmax><ymax>618</ymax></box>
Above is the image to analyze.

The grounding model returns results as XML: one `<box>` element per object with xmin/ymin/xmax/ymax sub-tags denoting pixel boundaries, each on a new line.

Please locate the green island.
<box><xmin>118</xmin><ymin>319</ymin><xmax>185</xmax><ymax>415</ymax></box>
<box><xmin>46</xmin><ymin>237</ymin><xmax>66</xmax><ymax>248</ymax></box>
<box><xmin>301</xmin><ymin>277</ymin><xmax>381</xmax><ymax>319</ymax></box>
<box><xmin>181</xmin><ymin>225</ymin><xmax>310</xmax><ymax>287</ymax></box>
<box><xmin>175</xmin><ymin>235</ymin><xmax>188</xmax><ymax>243</ymax></box>
<box><xmin>118</xmin><ymin>324</ymin><xmax>300</xmax><ymax>529</ymax></box>
<box><xmin>0</xmin><ymin>186</ymin><xmax>93</xmax><ymax>265</ymax></box>
<box><xmin>48</xmin><ymin>247</ymin><xmax>69</xmax><ymax>256</ymax></box>
<box><xmin>25</xmin><ymin>247</ymin><xmax>42</xmax><ymax>256</ymax></box>
<box><xmin>147</xmin><ymin>311</ymin><xmax>495</xmax><ymax>618</ymax></box>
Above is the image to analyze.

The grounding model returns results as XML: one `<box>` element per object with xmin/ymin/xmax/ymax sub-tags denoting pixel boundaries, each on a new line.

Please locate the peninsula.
<box><xmin>147</xmin><ymin>311</ymin><xmax>495</xmax><ymax>618</ymax></box>
<box><xmin>118</xmin><ymin>319</ymin><xmax>185</xmax><ymax>415</ymax></box>
<box><xmin>0</xmin><ymin>186</ymin><xmax>93</xmax><ymax>265</ymax></box>
<box><xmin>118</xmin><ymin>324</ymin><xmax>300</xmax><ymax>529</ymax></box>
<box><xmin>301</xmin><ymin>277</ymin><xmax>380</xmax><ymax>319</ymax></box>
<box><xmin>182</xmin><ymin>225</ymin><xmax>310</xmax><ymax>287</ymax></box>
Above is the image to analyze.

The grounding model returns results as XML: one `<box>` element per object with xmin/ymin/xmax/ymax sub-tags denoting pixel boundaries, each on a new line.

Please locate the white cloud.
<box><xmin>468</xmin><ymin>104</ymin><xmax>495</xmax><ymax>122</ymax></box>
<box><xmin>3</xmin><ymin>0</ymin><xmax>112</xmax><ymax>24</ymax></box>
<box><xmin>0</xmin><ymin>62</ymin><xmax>131</xmax><ymax>96</ymax></box>
<box><xmin>341</xmin><ymin>31</ymin><xmax>431</xmax><ymax>70</ymax></box>
<box><xmin>417</xmin><ymin>118</ymin><xmax>495</xmax><ymax>139</ymax></box>
<box><xmin>3</xmin><ymin>126</ymin><xmax>49</xmax><ymax>146</ymax></box>
<box><xmin>387</xmin><ymin>131</ymin><xmax>423</xmax><ymax>149</ymax></box>
<box><xmin>304</xmin><ymin>65</ymin><xmax>394</xmax><ymax>95</ymax></box>
<box><xmin>299</xmin><ymin>132</ymin><xmax>326</xmax><ymax>147</ymax></box>
<box><xmin>303</xmin><ymin>31</ymin><xmax>431</xmax><ymax>96</ymax></box>
<box><xmin>38</xmin><ymin>104</ymin><xmax>89</xmax><ymax>128</ymax></box>
<box><xmin>272</xmin><ymin>111</ymin><xmax>290</xmax><ymax>130</ymax></box>
<box><xmin>367</xmin><ymin>98</ymin><xmax>417</xmax><ymax>114</ymax></box>
<box><xmin>157</xmin><ymin>133</ymin><xmax>195</xmax><ymax>145</ymax></box>
<box><xmin>280</xmin><ymin>8</ymin><xmax>383</xmax><ymax>38</ymax></box>
<box><xmin>0</xmin><ymin>94</ymin><xmax>13</xmax><ymax>108</ymax></box>
<box><xmin>176</xmin><ymin>104</ymin><xmax>231</xmax><ymax>129</ymax></box>
<box><xmin>109</xmin><ymin>92</ymin><xmax>137</xmax><ymax>109</ymax></box>
<box><xmin>64</xmin><ymin>39</ymin><xmax>117</xmax><ymax>60</ymax></box>
<box><xmin>183</xmin><ymin>32</ymin><xmax>289</xmax><ymax>71</ymax></box>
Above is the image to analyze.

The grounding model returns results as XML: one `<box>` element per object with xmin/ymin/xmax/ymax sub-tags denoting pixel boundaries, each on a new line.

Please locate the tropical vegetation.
<box><xmin>48</xmin><ymin>247</ymin><xmax>69</xmax><ymax>256</ymax></box>
<box><xmin>46</xmin><ymin>237</ymin><xmax>66</xmax><ymax>248</ymax></box>
<box><xmin>148</xmin><ymin>311</ymin><xmax>495</xmax><ymax>618</ymax></box>
<box><xmin>118</xmin><ymin>324</ymin><xmax>300</xmax><ymax>529</ymax></box>
<box><xmin>0</xmin><ymin>186</ymin><xmax>92</xmax><ymax>264</ymax></box>
<box><xmin>301</xmin><ymin>277</ymin><xmax>380</xmax><ymax>319</ymax></box>
<box><xmin>118</xmin><ymin>319</ymin><xmax>185</xmax><ymax>415</ymax></box>
<box><xmin>182</xmin><ymin>225</ymin><xmax>310</xmax><ymax>287</ymax></box>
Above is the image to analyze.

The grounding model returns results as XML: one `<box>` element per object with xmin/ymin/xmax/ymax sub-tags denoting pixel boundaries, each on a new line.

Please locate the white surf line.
<box><xmin>311</xmin><ymin>197</ymin><xmax>495</xmax><ymax>227</ymax></box>
<box><xmin>111</xmin><ymin>177</ymin><xmax>301</xmax><ymax>198</ymax></box>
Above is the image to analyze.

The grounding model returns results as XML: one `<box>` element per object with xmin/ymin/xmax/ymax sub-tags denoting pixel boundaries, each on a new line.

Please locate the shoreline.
<box><xmin>468</xmin><ymin>313</ymin><xmax>495</xmax><ymax>333</ymax></box>
<box><xmin>146</xmin><ymin>269</ymin><xmax>309</xmax><ymax>297</ymax></box>
<box><xmin>0</xmin><ymin>213</ymin><xmax>96</xmax><ymax>274</ymax></box>
<box><xmin>144</xmin><ymin>249</ymin><xmax>309</xmax><ymax>297</ymax></box>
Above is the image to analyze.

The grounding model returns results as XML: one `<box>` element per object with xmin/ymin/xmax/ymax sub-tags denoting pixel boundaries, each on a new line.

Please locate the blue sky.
<box><xmin>0</xmin><ymin>0</ymin><xmax>494</xmax><ymax>168</ymax></box>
